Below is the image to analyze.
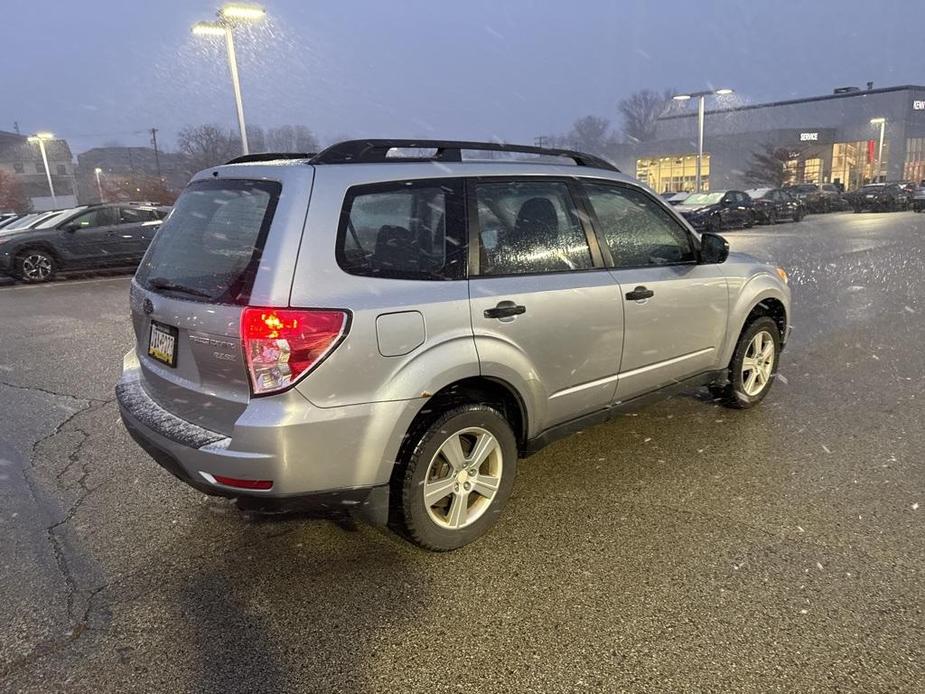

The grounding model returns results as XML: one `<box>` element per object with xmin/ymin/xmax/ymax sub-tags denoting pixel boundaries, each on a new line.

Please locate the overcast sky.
<box><xmin>2</xmin><ymin>0</ymin><xmax>923</xmax><ymax>154</ymax></box>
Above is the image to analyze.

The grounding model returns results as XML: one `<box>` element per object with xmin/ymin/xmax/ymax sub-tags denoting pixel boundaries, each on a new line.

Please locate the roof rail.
<box><xmin>225</xmin><ymin>152</ymin><xmax>316</xmax><ymax>165</ymax></box>
<box><xmin>309</xmin><ymin>139</ymin><xmax>619</xmax><ymax>172</ymax></box>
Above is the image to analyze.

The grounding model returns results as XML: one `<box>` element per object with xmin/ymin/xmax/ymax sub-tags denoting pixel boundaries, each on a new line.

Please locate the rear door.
<box><xmin>467</xmin><ymin>177</ymin><xmax>624</xmax><ymax>431</ymax></box>
<box><xmin>579</xmin><ymin>180</ymin><xmax>728</xmax><ymax>402</ymax></box>
<box><xmin>131</xmin><ymin>179</ymin><xmax>281</xmax><ymax>434</ymax></box>
<box><xmin>116</xmin><ymin>206</ymin><xmax>162</xmax><ymax>259</ymax></box>
<box><xmin>56</xmin><ymin>207</ymin><xmax>122</xmax><ymax>266</ymax></box>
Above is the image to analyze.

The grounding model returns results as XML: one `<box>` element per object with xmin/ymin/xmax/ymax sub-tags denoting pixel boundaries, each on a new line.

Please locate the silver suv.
<box><xmin>116</xmin><ymin>139</ymin><xmax>791</xmax><ymax>551</ymax></box>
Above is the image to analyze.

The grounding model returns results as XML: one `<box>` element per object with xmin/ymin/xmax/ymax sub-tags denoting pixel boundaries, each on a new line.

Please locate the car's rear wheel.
<box><xmin>711</xmin><ymin>316</ymin><xmax>781</xmax><ymax>409</ymax></box>
<box><xmin>767</xmin><ymin>209</ymin><xmax>777</xmax><ymax>225</ymax></box>
<box><xmin>392</xmin><ymin>405</ymin><xmax>517</xmax><ymax>551</ymax></box>
<box><xmin>16</xmin><ymin>249</ymin><xmax>56</xmax><ymax>283</ymax></box>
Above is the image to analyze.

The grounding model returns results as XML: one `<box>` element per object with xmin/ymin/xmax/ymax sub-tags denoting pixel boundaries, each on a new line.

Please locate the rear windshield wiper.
<box><xmin>147</xmin><ymin>277</ymin><xmax>212</xmax><ymax>299</ymax></box>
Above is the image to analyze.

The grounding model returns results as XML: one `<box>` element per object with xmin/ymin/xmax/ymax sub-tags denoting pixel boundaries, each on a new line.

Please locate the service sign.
<box><xmin>800</xmin><ymin>132</ymin><xmax>819</xmax><ymax>141</ymax></box>
<box><xmin>913</xmin><ymin>100</ymin><xmax>925</xmax><ymax>111</ymax></box>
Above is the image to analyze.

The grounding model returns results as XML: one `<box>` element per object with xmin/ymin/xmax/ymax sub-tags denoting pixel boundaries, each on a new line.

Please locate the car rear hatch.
<box><xmin>129</xmin><ymin>170</ymin><xmax>310</xmax><ymax>436</ymax></box>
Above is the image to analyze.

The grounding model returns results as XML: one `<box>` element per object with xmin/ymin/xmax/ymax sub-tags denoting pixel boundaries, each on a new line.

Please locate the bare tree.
<box><xmin>102</xmin><ymin>173</ymin><xmax>177</xmax><ymax>205</ymax></box>
<box><xmin>566</xmin><ymin>115</ymin><xmax>615</xmax><ymax>154</ymax></box>
<box><xmin>266</xmin><ymin>125</ymin><xmax>319</xmax><ymax>153</ymax></box>
<box><xmin>176</xmin><ymin>124</ymin><xmax>239</xmax><ymax>174</ymax></box>
<box><xmin>246</xmin><ymin>125</ymin><xmax>266</xmax><ymax>153</ymax></box>
<box><xmin>745</xmin><ymin>143</ymin><xmax>801</xmax><ymax>187</ymax></box>
<box><xmin>0</xmin><ymin>170</ymin><xmax>30</xmax><ymax>213</ymax></box>
<box><xmin>618</xmin><ymin>89</ymin><xmax>676</xmax><ymax>143</ymax></box>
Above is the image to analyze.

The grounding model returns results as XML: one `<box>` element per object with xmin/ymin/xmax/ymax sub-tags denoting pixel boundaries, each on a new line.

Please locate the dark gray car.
<box><xmin>0</xmin><ymin>203</ymin><xmax>167</xmax><ymax>282</ymax></box>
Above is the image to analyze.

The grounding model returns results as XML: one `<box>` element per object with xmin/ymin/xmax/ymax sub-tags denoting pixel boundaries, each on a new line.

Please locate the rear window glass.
<box><xmin>135</xmin><ymin>179</ymin><xmax>280</xmax><ymax>304</ymax></box>
<box><xmin>336</xmin><ymin>179</ymin><xmax>466</xmax><ymax>280</ymax></box>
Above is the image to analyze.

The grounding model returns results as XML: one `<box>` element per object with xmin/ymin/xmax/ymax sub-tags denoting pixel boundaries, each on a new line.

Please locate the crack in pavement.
<box><xmin>1</xmin><ymin>385</ymin><xmax>118</xmax><ymax>678</ymax></box>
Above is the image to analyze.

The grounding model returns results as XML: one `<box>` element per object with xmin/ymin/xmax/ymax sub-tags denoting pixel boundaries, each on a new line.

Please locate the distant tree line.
<box><xmin>537</xmin><ymin>89</ymin><xmax>681</xmax><ymax>160</ymax></box>
<box><xmin>175</xmin><ymin>123</ymin><xmax>321</xmax><ymax>176</ymax></box>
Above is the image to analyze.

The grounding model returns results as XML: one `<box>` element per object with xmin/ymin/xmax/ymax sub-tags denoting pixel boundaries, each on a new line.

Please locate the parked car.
<box><xmin>0</xmin><ymin>213</ymin><xmax>23</xmax><ymax>230</ymax></box>
<box><xmin>0</xmin><ymin>203</ymin><xmax>167</xmax><ymax>282</ymax></box>
<box><xmin>115</xmin><ymin>139</ymin><xmax>791</xmax><ymax>551</ymax></box>
<box><xmin>675</xmin><ymin>190</ymin><xmax>756</xmax><ymax>231</ymax></box>
<box><xmin>745</xmin><ymin>188</ymin><xmax>804</xmax><ymax>224</ymax></box>
<box><xmin>848</xmin><ymin>183</ymin><xmax>912</xmax><ymax>212</ymax></box>
<box><xmin>912</xmin><ymin>185</ymin><xmax>925</xmax><ymax>212</ymax></box>
<box><xmin>662</xmin><ymin>191</ymin><xmax>691</xmax><ymax>206</ymax></box>
<box><xmin>782</xmin><ymin>183</ymin><xmax>844</xmax><ymax>213</ymax></box>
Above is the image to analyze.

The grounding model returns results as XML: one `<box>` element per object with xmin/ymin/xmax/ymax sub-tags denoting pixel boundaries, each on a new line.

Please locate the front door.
<box><xmin>467</xmin><ymin>178</ymin><xmax>624</xmax><ymax>432</ymax></box>
<box><xmin>56</xmin><ymin>207</ymin><xmax>124</xmax><ymax>267</ymax></box>
<box><xmin>580</xmin><ymin>181</ymin><xmax>729</xmax><ymax>402</ymax></box>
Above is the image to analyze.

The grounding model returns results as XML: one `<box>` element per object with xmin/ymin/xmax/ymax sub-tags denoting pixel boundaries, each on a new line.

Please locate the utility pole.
<box><xmin>150</xmin><ymin>128</ymin><xmax>162</xmax><ymax>179</ymax></box>
<box><xmin>13</xmin><ymin>121</ymin><xmax>20</xmax><ymax>135</ymax></box>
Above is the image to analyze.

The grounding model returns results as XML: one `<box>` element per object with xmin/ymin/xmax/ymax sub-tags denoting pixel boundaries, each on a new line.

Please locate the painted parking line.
<box><xmin>0</xmin><ymin>276</ymin><xmax>131</xmax><ymax>292</ymax></box>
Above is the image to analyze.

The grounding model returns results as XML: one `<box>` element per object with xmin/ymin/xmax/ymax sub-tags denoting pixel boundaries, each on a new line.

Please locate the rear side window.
<box><xmin>474</xmin><ymin>180</ymin><xmax>592</xmax><ymax>276</ymax></box>
<box><xmin>583</xmin><ymin>182</ymin><xmax>695</xmax><ymax>268</ymax></box>
<box><xmin>67</xmin><ymin>207</ymin><xmax>119</xmax><ymax>229</ymax></box>
<box><xmin>119</xmin><ymin>207</ymin><xmax>159</xmax><ymax>223</ymax></box>
<box><xmin>336</xmin><ymin>179</ymin><xmax>466</xmax><ymax>280</ymax></box>
<box><xmin>135</xmin><ymin>179</ymin><xmax>280</xmax><ymax>304</ymax></box>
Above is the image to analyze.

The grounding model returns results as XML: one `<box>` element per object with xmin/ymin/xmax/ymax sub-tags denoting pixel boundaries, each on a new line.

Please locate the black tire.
<box><xmin>743</xmin><ymin>211</ymin><xmax>755</xmax><ymax>229</ymax></box>
<box><xmin>15</xmin><ymin>248</ymin><xmax>56</xmax><ymax>283</ymax></box>
<box><xmin>767</xmin><ymin>210</ymin><xmax>777</xmax><ymax>225</ymax></box>
<box><xmin>391</xmin><ymin>404</ymin><xmax>518</xmax><ymax>551</ymax></box>
<box><xmin>793</xmin><ymin>209</ymin><xmax>802</xmax><ymax>222</ymax></box>
<box><xmin>711</xmin><ymin>316</ymin><xmax>781</xmax><ymax>409</ymax></box>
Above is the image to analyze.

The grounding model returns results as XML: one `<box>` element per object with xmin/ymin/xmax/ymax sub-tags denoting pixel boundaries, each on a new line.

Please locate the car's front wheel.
<box><xmin>711</xmin><ymin>316</ymin><xmax>781</xmax><ymax>409</ymax></box>
<box><xmin>392</xmin><ymin>405</ymin><xmax>518</xmax><ymax>551</ymax></box>
<box><xmin>16</xmin><ymin>249</ymin><xmax>56</xmax><ymax>283</ymax></box>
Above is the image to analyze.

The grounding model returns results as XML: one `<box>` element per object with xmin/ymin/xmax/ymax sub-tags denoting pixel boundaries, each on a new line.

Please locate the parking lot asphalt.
<box><xmin>0</xmin><ymin>212</ymin><xmax>922</xmax><ymax>693</ymax></box>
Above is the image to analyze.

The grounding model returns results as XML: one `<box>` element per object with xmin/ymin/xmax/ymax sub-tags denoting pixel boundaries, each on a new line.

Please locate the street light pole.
<box><xmin>696</xmin><ymin>95</ymin><xmax>705</xmax><ymax>193</ymax></box>
<box><xmin>673</xmin><ymin>88</ymin><xmax>734</xmax><ymax>193</ymax></box>
<box><xmin>224</xmin><ymin>24</ymin><xmax>249</xmax><ymax>155</ymax></box>
<box><xmin>871</xmin><ymin>118</ymin><xmax>886</xmax><ymax>183</ymax></box>
<box><xmin>192</xmin><ymin>4</ymin><xmax>266</xmax><ymax>157</ymax></box>
<box><xmin>95</xmin><ymin>167</ymin><xmax>104</xmax><ymax>202</ymax></box>
<box><xmin>28</xmin><ymin>133</ymin><xmax>57</xmax><ymax>208</ymax></box>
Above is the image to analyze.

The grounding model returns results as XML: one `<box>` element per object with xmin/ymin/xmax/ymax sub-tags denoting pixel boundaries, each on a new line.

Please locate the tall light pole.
<box><xmin>27</xmin><ymin>132</ymin><xmax>57</xmax><ymax>208</ymax></box>
<box><xmin>192</xmin><ymin>3</ymin><xmax>266</xmax><ymax>156</ymax></box>
<box><xmin>94</xmin><ymin>167</ymin><xmax>104</xmax><ymax>202</ymax></box>
<box><xmin>870</xmin><ymin>117</ymin><xmax>886</xmax><ymax>183</ymax></box>
<box><xmin>672</xmin><ymin>88</ymin><xmax>734</xmax><ymax>192</ymax></box>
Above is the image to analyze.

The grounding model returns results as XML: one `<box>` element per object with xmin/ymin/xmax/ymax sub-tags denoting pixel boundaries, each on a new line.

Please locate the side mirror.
<box><xmin>700</xmin><ymin>232</ymin><xmax>729</xmax><ymax>264</ymax></box>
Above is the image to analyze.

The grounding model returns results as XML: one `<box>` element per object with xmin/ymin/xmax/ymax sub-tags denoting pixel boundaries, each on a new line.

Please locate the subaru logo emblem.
<box><xmin>143</xmin><ymin>298</ymin><xmax>154</xmax><ymax>315</ymax></box>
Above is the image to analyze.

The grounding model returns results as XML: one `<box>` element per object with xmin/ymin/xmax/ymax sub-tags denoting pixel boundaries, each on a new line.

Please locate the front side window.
<box><xmin>336</xmin><ymin>179</ymin><xmax>466</xmax><ymax>280</ymax></box>
<box><xmin>67</xmin><ymin>207</ymin><xmax>119</xmax><ymax>230</ymax></box>
<box><xmin>475</xmin><ymin>180</ymin><xmax>592</xmax><ymax>276</ymax></box>
<box><xmin>583</xmin><ymin>182</ymin><xmax>695</xmax><ymax>268</ymax></box>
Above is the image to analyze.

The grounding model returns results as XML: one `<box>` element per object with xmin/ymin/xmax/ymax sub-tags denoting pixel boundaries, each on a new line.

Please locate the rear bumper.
<box><xmin>116</xmin><ymin>350</ymin><xmax>420</xmax><ymax>522</ymax></box>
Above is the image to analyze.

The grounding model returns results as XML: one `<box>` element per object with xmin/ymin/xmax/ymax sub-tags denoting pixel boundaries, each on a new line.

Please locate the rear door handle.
<box><xmin>625</xmin><ymin>286</ymin><xmax>654</xmax><ymax>301</ymax></box>
<box><xmin>484</xmin><ymin>301</ymin><xmax>526</xmax><ymax>319</ymax></box>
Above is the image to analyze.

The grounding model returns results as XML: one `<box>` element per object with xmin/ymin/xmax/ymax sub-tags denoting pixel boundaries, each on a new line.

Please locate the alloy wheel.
<box><xmin>22</xmin><ymin>254</ymin><xmax>53</xmax><ymax>281</ymax></box>
<box><xmin>423</xmin><ymin>427</ymin><xmax>503</xmax><ymax>530</ymax></box>
<box><xmin>741</xmin><ymin>330</ymin><xmax>775</xmax><ymax>396</ymax></box>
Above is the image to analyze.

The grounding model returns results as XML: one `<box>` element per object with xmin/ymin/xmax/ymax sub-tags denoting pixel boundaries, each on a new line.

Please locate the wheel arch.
<box><xmin>721</xmin><ymin>279</ymin><xmax>790</xmax><ymax>367</ymax></box>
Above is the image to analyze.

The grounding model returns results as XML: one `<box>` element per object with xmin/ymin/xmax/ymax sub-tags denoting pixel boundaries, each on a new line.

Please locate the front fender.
<box><xmin>719</xmin><ymin>272</ymin><xmax>791</xmax><ymax>367</ymax></box>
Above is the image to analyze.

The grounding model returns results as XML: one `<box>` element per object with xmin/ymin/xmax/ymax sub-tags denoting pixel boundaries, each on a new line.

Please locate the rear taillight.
<box><xmin>241</xmin><ymin>307</ymin><xmax>349</xmax><ymax>396</ymax></box>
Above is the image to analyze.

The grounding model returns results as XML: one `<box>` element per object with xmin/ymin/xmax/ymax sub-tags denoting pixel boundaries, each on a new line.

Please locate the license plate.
<box><xmin>148</xmin><ymin>321</ymin><xmax>178</xmax><ymax>367</ymax></box>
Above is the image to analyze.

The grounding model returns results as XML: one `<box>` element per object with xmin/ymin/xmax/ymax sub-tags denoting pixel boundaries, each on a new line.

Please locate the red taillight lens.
<box><xmin>241</xmin><ymin>307</ymin><xmax>349</xmax><ymax>395</ymax></box>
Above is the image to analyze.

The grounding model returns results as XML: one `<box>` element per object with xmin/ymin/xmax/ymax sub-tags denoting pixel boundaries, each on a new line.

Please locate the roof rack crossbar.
<box><xmin>225</xmin><ymin>152</ymin><xmax>316</xmax><ymax>165</ymax></box>
<box><xmin>308</xmin><ymin>139</ymin><xmax>618</xmax><ymax>171</ymax></box>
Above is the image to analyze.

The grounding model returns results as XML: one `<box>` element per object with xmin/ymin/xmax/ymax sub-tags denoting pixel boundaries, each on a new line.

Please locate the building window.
<box><xmin>635</xmin><ymin>154</ymin><xmax>710</xmax><ymax>193</ymax></box>
<box><xmin>13</xmin><ymin>162</ymin><xmax>23</xmax><ymax>174</ymax></box>
<box><xmin>56</xmin><ymin>164</ymin><xmax>66</xmax><ymax>175</ymax></box>
<box><xmin>802</xmin><ymin>158</ymin><xmax>821</xmax><ymax>184</ymax></box>
<box><xmin>904</xmin><ymin>138</ymin><xmax>925</xmax><ymax>184</ymax></box>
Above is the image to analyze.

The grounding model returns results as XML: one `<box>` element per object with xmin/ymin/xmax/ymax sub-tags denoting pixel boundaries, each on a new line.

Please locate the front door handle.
<box><xmin>484</xmin><ymin>301</ymin><xmax>526</xmax><ymax>319</ymax></box>
<box><xmin>626</xmin><ymin>286</ymin><xmax>654</xmax><ymax>301</ymax></box>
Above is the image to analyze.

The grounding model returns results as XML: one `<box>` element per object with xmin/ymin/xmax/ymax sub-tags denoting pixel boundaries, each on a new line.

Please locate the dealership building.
<box><xmin>609</xmin><ymin>84</ymin><xmax>925</xmax><ymax>193</ymax></box>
